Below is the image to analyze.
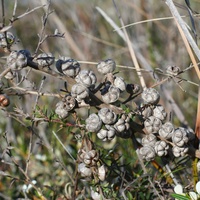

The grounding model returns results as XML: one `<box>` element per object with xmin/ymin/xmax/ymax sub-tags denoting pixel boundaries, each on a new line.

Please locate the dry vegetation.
<box><xmin>0</xmin><ymin>0</ymin><xmax>200</xmax><ymax>199</ymax></box>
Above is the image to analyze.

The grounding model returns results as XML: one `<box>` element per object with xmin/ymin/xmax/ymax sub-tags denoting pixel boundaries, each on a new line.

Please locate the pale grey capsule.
<box><xmin>166</xmin><ymin>65</ymin><xmax>180</xmax><ymax>76</ymax></box>
<box><xmin>139</xmin><ymin>145</ymin><xmax>156</xmax><ymax>161</ymax></box>
<box><xmin>91</xmin><ymin>189</ymin><xmax>101</xmax><ymax>200</ymax></box>
<box><xmin>75</xmin><ymin>70</ymin><xmax>96</xmax><ymax>88</ymax></box>
<box><xmin>172</xmin><ymin>128</ymin><xmax>189</xmax><ymax>147</ymax></box>
<box><xmin>114</xmin><ymin>76</ymin><xmax>126</xmax><ymax>92</ymax></box>
<box><xmin>159</xmin><ymin>122</ymin><xmax>174</xmax><ymax>139</ymax></box>
<box><xmin>144</xmin><ymin>116</ymin><xmax>162</xmax><ymax>134</ymax></box>
<box><xmin>97</xmin><ymin>59</ymin><xmax>116</xmax><ymax>75</ymax></box>
<box><xmin>154</xmin><ymin>140</ymin><xmax>169</xmax><ymax>156</ymax></box>
<box><xmin>98</xmin><ymin>108</ymin><xmax>117</xmax><ymax>125</ymax></box>
<box><xmin>140</xmin><ymin>106</ymin><xmax>153</xmax><ymax>119</ymax></box>
<box><xmin>55</xmin><ymin>101</ymin><xmax>69</xmax><ymax>119</ymax></box>
<box><xmin>36</xmin><ymin>52</ymin><xmax>54</xmax><ymax>67</ymax></box>
<box><xmin>7</xmin><ymin>50</ymin><xmax>27</xmax><ymax>70</ymax></box>
<box><xmin>97</xmin><ymin>128</ymin><xmax>115</xmax><ymax>141</ymax></box>
<box><xmin>56</xmin><ymin>57</ymin><xmax>80</xmax><ymax>78</ymax></box>
<box><xmin>78</xmin><ymin>163</ymin><xmax>92</xmax><ymax>177</ymax></box>
<box><xmin>142</xmin><ymin>134</ymin><xmax>157</xmax><ymax>147</ymax></box>
<box><xmin>62</xmin><ymin>95</ymin><xmax>76</xmax><ymax>111</ymax></box>
<box><xmin>141</xmin><ymin>88</ymin><xmax>160</xmax><ymax>105</ymax></box>
<box><xmin>153</xmin><ymin>105</ymin><xmax>167</xmax><ymax>121</ymax></box>
<box><xmin>71</xmin><ymin>83</ymin><xmax>89</xmax><ymax>102</ymax></box>
<box><xmin>98</xmin><ymin>165</ymin><xmax>107</xmax><ymax>181</ymax></box>
<box><xmin>86</xmin><ymin>113</ymin><xmax>102</xmax><ymax>133</ymax></box>
<box><xmin>172</xmin><ymin>145</ymin><xmax>188</xmax><ymax>157</ymax></box>
<box><xmin>101</xmin><ymin>85</ymin><xmax>120</xmax><ymax>104</ymax></box>
<box><xmin>83</xmin><ymin>150</ymin><xmax>99</xmax><ymax>166</ymax></box>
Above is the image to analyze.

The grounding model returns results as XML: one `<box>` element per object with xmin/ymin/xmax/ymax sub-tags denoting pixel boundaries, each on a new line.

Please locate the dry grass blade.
<box><xmin>196</xmin><ymin>88</ymin><xmax>200</xmax><ymax>140</ymax></box>
<box><xmin>114</xmin><ymin>15</ymin><xmax>183</xmax><ymax>31</ymax></box>
<box><xmin>95</xmin><ymin>6</ymin><xmax>125</xmax><ymax>41</ymax></box>
<box><xmin>52</xmin><ymin>131</ymin><xmax>76</xmax><ymax>162</ymax></box>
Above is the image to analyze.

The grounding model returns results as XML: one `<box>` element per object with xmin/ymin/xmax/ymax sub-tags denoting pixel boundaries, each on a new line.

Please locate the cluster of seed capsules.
<box><xmin>2</xmin><ymin>36</ymin><xmax>194</xmax><ymax>164</ymax></box>
<box><xmin>52</xmin><ymin>54</ymin><xmax>194</xmax><ymax>162</ymax></box>
<box><xmin>139</xmin><ymin>88</ymin><xmax>194</xmax><ymax>161</ymax></box>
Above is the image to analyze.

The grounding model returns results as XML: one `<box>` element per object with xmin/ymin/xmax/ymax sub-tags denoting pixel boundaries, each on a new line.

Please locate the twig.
<box><xmin>4</xmin><ymin>86</ymin><xmax>61</xmax><ymax>98</ymax></box>
<box><xmin>0</xmin><ymin>66</ymin><xmax>11</xmax><ymax>79</ymax></box>
<box><xmin>165</xmin><ymin>0</ymin><xmax>200</xmax><ymax>79</ymax></box>
<box><xmin>34</xmin><ymin>0</ymin><xmax>53</xmax><ymax>55</ymax></box>
<box><xmin>136</xmin><ymin>149</ymin><xmax>163</xmax><ymax>199</ymax></box>
<box><xmin>10</xmin><ymin>4</ymin><xmax>46</xmax><ymax>23</ymax></box>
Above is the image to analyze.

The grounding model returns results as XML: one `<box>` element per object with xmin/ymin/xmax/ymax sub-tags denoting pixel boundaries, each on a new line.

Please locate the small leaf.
<box><xmin>171</xmin><ymin>193</ymin><xmax>190</xmax><ymax>200</ymax></box>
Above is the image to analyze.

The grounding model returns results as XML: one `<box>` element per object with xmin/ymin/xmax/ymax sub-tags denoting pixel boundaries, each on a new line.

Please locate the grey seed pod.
<box><xmin>83</xmin><ymin>150</ymin><xmax>99</xmax><ymax>166</ymax></box>
<box><xmin>153</xmin><ymin>105</ymin><xmax>167</xmax><ymax>121</ymax></box>
<box><xmin>56</xmin><ymin>57</ymin><xmax>80</xmax><ymax>78</ymax></box>
<box><xmin>91</xmin><ymin>189</ymin><xmax>101</xmax><ymax>200</ymax></box>
<box><xmin>139</xmin><ymin>145</ymin><xmax>156</xmax><ymax>161</ymax></box>
<box><xmin>36</xmin><ymin>52</ymin><xmax>54</xmax><ymax>67</ymax></box>
<box><xmin>0</xmin><ymin>32</ymin><xmax>15</xmax><ymax>48</ymax></box>
<box><xmin>97</xmin><ymin>59</ymin><xmax>116</xmax><ymax>75</ymax></box>
<box><xmin>86</xmin><ymin>113</ymin><xmax>102</xmax><ymax>133</ymax></box>
<box><xmin>62</xmin><ymin>95</ymin><xmax>76</xmax><ymax>111</ymax></box>
<box><xmin>78</xmin><ymin>149</ymin><xmax>87</xmax><ymax>162</ymax></box>
<box><xmin>97</xmin><ymin>126</ymin><xmax>115</xmax><ymax>141</ymax></box>
<box><xmin>159</xmin><ymin>122</ymin><xmax>174</xmax><ymax>139</ymax></box>
<box><xmin>7</xmin><ymin>50</ymin><xmax>27</xmax><ymax>70</ymax></box>
<box><xmin>172</xmin><ymin>145</ymin><xmax>188</xmax><ymax>157</ymax></box>
<box><xmin>78</xmin><ymin>163</ymin><xmax>92</xmax><ymax>177</ymax></box>
<box><xmin>75</xmin><ymin>70</ymin><xmax>97</xmax><ymax>88</ymax></box>
<box><xmin>154</xmin><ymin>140</ymin><xmax>169</xmax><ymax>156</ymax></box>
<box><xmin>139</xmin><ymin>106</ymin><xmax>153</xmax><ymax>119</ymax></box>
<box><xmin>98</xmin><ymin>108</ymin><xmax>117</xmax><ymax>125</ymax></box>
<box><xmin>55</xmin><ymin>101</ymin><xmax>69</xmax><ymax>119</ymax></box>
<box><xmin>114</xmin><ymin>118</ymin><xmax>130</xmax><ymax>133</ymax></box>
<box><xmin>142</xmin><ymin>134</ymin><xmax>157</xmax><ymax>147</ymax></box>
<box><xmin>114</xmin><ymin>76</ymin><xmax>126</xmax><ymax>92</ymax></box>
<box><xmin>166</xmin><ymin>65</ymin><xmax>180</xmax><ymax>76</ymax></box>
<box><xmin>71</xmin><ymin>83</ymin><xmax>89</xmax><ymax>102</ymax></box>
<box><xmin>98</xmin><ymin>165</ymin><xmax>107</xmax><ymax>181</ymax></box>
<box><xmin>172</xmin><ymin>128</ymin><xmax>189</xmax><ymax>147</ymax></box>
<box><xmin>101</xmin><ymin>85</ymin><xmax>120</xmax><ymax>104</ymax></box>
<box><xmin>141</xmin><ymin>88</ymin><xmax>160</xmax><ymax>105</ymax></box>
<box><xmin>144</xmin><ymin>116</ymin><xmax>162</xmax><ymax>134</ymax></box>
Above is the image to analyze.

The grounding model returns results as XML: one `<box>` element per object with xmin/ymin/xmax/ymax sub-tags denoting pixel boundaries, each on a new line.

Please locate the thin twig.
<box><xmin>165</xmin><ymin>0</ymin><xmax>200</xmax><ymax>79</ymax></box>
<box><xmin>52</xmin><ymin>131</ymin><xmax>76</xmax><ymax>162</ymax></box>
<box><xmin>10</xmin><ymin>4</ymin><xmax>46</xmax><ymax>23</ymax></box>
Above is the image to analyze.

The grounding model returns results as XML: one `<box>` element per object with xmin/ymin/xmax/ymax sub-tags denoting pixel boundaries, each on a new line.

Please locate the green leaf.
<box><xmin>171</xmin><ymin>193</ymin><xmax>190</xmax><ymax>200</ymax></box>
<box><xmin>126</xmin><ymin>191</ymin><xmax>133</xmax><ymax>200</ymax></box>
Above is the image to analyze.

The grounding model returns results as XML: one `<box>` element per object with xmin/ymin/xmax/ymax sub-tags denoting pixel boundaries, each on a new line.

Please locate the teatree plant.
<box><xmin>0</xmin><ymin>0</ymin><xmax>200</xmax><ymax>199</ymax></box>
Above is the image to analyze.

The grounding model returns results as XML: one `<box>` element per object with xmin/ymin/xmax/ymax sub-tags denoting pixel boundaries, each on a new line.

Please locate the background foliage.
<box><xmin>0</xmin><ymin>0</ymin><xmax>200</xmax><ymax>199</ymax></box>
